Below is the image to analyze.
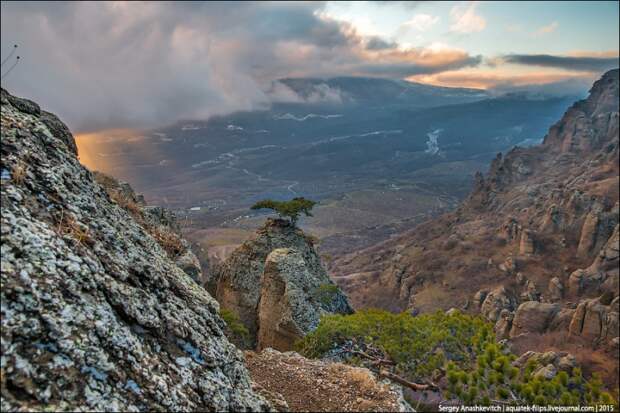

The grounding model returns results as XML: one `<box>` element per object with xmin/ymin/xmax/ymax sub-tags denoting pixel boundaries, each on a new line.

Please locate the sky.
<box><xmin>1</xmin><ymin>1</ymin><xmax>618</xmax><ymax>133</ymax></box>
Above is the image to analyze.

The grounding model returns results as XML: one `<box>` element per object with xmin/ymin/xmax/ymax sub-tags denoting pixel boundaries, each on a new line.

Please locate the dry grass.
<box><xmin>55</xmin><ymin>209</ymin><xmax>94</xmax><ymax>247</ymax></box>
<box><xmin>343</xmin><ymin>366</ymin><xmax>380</xmax><ymax>394</ymax></box>
<box><xmin>11</xmin><ymin>161</ymin><xmax>26</xmax><ymax>185</ymax></box>
<box><xmin>146</xmin><ymin>223</ymin><xmax>185</xmax><ymax>258</ymax></box>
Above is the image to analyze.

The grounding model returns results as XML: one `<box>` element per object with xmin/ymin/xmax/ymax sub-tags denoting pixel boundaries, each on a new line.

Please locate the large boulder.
<box><xmin>510</xmin><ymin>301</ymin><xmax>560</xmax><ymax>337</ymax></box>
<box><xmin>0</xmin><ymin>89</ymin><xmax>270</xmax><ymax>411</ymax></box>
<box><xmin>568</xmin><ymin>296</ymin><xmax>619</xmax><ymax>343</ymax></box>
<box><xmin>216</xmin><ymin>219</ymin><xmax>352</xmax><ymax>347</ymax></box>
<box><xmin>257</xmin><ymin>248</ymin><xmax>352</xmax><ymax>351</ymax></box>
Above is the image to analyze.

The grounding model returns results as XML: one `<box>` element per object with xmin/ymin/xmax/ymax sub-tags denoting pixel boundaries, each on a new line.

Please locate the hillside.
<box><xmin>332</xmin><ymin>69</ymin><xmax>619</xmax><ymax>386</ymax></box>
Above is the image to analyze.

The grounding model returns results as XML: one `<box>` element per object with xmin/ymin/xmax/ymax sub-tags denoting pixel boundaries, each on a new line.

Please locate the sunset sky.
<box><xmin>1</xmin><ymin>1</ymin><xmax>618</xmax><ymax>132</ymax></box>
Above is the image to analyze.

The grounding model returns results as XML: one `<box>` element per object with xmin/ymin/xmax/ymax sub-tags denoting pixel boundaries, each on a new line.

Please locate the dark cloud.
<box><xmin>504</xmin><ymin>54</ymin><xmax>619</xmax><ymax>72</ymax></box>
<box><xmin>1</xmin><ymin>1</ymin><xmax>480</xmax><ymax>132</ymax></box>
<box><xmin>365</xmin><ymin>36</ymin><xmax>398</xmax><ymax>51</ymax></box>
<box><xmin>355</xmin><ymin>54</ymin><xmax>482</xmax><ymax>78</ymax></box>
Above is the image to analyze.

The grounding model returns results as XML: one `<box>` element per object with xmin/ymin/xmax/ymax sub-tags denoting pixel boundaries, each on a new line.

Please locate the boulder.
<box><xmin>494</xmin><ymin>309</ymin><xmax>514</xmax><ymax>340</ymax></box>
<box><xmin>519</xmin><ymin>229</ymin><xmax>536</xmax><ymax>255</ymax></box>
<box><xmin>510</xmin><ymin>301</ymin><xmax>560</xmax><ymax>337</ymax></box>
<box><xmin>474</xmin><ymin>289</ymin><xmax>489</xmax><ymax>308</ymax></box>
<box><xmin>534</xmin><ymin>364</ymin><xmax>558</xmax><ymax>380</ymax></box>
<box><xmin>569</xmin><ymin>297</ymin><xmax>620</xmax><ymax>342</ymax></box>
<box><xmin>548</xmin><ymin>277</ymin><xmax>564</xmax><ymax>302</ymax></box>
<box><xmin>480</xmin><ymin>286</ymin><xmax>517</xmax><ymax>322</ymax></box>
<box><xmin>257</xmin><ymin>248</ymin><xmax>351</xmax><ymax>351</ymax></box>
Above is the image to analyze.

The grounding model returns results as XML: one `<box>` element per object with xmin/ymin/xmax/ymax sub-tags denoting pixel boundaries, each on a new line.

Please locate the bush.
<box><xmin>296</xmin><ymin>309</ymin><xmax>618</xmax><ymax>408</ymax></box>
<box><xmin>313</xmin><ymin>283</ymin><xmax>341</xmax><ymax>306</ymax></box>
<box><xmin>220</xmin><ymin>308</ymin><xmax>249</xmax><ymax>347</ymax></box>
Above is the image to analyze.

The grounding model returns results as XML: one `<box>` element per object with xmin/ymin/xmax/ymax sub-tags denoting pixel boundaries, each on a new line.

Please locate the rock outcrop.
<box><xmin>513</xmin><ymin>351</ymin><xmax>577</xmax><ymax>377</ymax></box>
<box><xmin>479</xmin><ymin>286</ymin><xmax>517</xmax><ymax>322</ymax></box>
<box><xmin>0</xmin><ymin>88</ymin><xmax>270</xmax><ymax>411</ymax></box>
<box><xmin>568</xmin><ymin>296</ymin><xmax>619</xmax><ymax>343</ymax></box>
<box><xmin>510</xmin><ymin>301</ymin><xmax>560</xmax><ymax>337</ymax></box>
<box><xmin>257</xmin><ymin>248</ymin><xmax>352</xmax><ymax>351</ymax></box>
<box><xmin>216</xmin><ymin>219</ymin><xmax>352</xmax><ymax>349</ymax></box>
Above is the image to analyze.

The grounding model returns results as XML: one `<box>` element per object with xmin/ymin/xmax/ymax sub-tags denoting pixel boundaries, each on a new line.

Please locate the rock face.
<box><xmin>510</xmin><ymin>302</ymin><xmax>560</xmax><ymax>337</ymax></box>
<box><xmin>216</xmin><ymin>219</ymin><xmax>352</xmax><ymax>348</ymax></box>
<box><xmin>0</xmin><ymin>89</ymin><xmax>269</xmax><ymax>412</ymax></box>
<box><xmin>568</xmin><ymin>296</ymin><xmax>619</xmax><ymax>343</ymax></box>
<box><xmin>258</xmin><ymin>248</ymin><xmax>352</xmax><ymax>351</ymax></box>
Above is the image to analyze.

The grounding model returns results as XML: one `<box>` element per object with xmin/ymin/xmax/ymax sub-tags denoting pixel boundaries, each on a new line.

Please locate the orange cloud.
<box><xmin>408</xmin><ymin>69</ymin><xmax>596</xmax><ymax>90</ymax></box>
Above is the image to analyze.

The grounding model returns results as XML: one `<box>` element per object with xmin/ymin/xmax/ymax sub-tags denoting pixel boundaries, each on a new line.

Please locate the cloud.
<box><xmin>533</xmin><ymin>21</ymin><xmax>559</xmax><ymax>36</ymax></box>
<box><xmin>365</xmin><ymin>36</ymin><xmax>398</xmax><ymax>50</ymax></box>
<box><xmin>0</xmin><ymin>1</ymin><xmax>482</xmax><ymax>132</ymax></box>
<box><xmin>401</xmin><ymin>14</ymin><xmax>440</xmax><ymax>32</ymax></box>
<box><xmin>266</xmin><ymin>81</ymin><xmax>348</xmax><ymax>104</ymax></box>
<box><xmin>449</xmin><ymin>1</ymin><xmax>486</xmax><ymax>34</ymax></box>
<box><xmin>408</xmin><ymin>69</ymin><xmax>597</xmax><ymax>94</ymax></box>
<box><xmin>503</xmin><ymin>53</ymin><xmax>619</xmax><ymax>72</ymax></box>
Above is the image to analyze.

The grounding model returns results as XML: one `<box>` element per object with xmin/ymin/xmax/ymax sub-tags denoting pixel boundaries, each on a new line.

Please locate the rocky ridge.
<box><xmin>331</xmin><ymin>70</ymin><xmax>619</xmax><ymax>384</ymax></box>
<box><xmin>0</xmin><ymin>88</ymin><xmax>270</xmax><ymax>411</ymax></box>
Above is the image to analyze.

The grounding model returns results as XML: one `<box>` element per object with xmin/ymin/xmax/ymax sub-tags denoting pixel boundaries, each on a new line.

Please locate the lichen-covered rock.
<box><xmin>0</xmin><ymin>89</ymin><xmax>270</xmax><ymax>412</ymax></box>
<box><xmin>257</xmin><ymin>248</ymin><xmax>352</xmax><ymax>351</ymax></box>
<box><xmin>216</xmin><ymin>218</ymin><xmax>352</xmax><ymax>346</ymax></box>
<box><xmin>175</xmin><ymin>249</ymin><xmax>203</xmax><ymax>284</ymax></box>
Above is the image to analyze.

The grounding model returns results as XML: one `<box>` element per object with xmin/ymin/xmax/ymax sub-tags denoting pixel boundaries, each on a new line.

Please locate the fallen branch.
<box><xmin>348</xmin><ymin>349</ymin><xmax>395</xmax><ymax>366</ymax></box>
<box><xmin>378</xmin><ymin>369</ymin><xmax>439</xmax><ymax>392</ymax></box>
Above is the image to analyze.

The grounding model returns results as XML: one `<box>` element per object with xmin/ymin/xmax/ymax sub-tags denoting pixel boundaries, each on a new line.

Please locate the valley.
<box><xmin>75</xmin><ymin>77</ymin><xmax>576</xmax><ymax>262</ymax></box>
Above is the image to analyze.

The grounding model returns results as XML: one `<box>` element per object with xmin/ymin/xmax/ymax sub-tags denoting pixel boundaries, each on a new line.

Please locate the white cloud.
<box><xmin>533</xmin><ymin>21</ymin><xmax>559</xmax><ymax>36</ymax></box>
<box><xmin>402</xmin><ymin>14</ymin><xmax>440</xmax><ymax>32</ymax></box>
<box><xmin>449</xmin><ymin>1</ymin><xmax>486</xmax><ymax>34</ymax></box>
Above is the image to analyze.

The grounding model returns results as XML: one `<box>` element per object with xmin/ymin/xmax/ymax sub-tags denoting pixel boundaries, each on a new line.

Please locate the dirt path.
<box><xmin>245</xmin><ymin>349</ymin><xmax>409</xmax><ymax>412</ymax></box>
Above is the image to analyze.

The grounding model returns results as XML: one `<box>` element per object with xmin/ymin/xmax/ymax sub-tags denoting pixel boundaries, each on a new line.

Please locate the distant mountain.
<box><xmin>275</xmin><ymin>76</ymin><xmax>490</xmax><ymax>108</ymax></box>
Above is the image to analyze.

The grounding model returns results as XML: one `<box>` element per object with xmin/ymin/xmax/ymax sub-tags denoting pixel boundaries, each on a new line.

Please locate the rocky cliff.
<box><xmin>331</xmin><ymin>70</ymin><xmax>619</xmax><ymax>383</ymax></box>
<box><xmin>0</xmin><ymin>89</ymin><xmax>270</xmax><ymax>411</ymax></box>
<box><xmin>215</xmin><ymin>218</ymin><xmax>353</xmax><ymax>350</ymax></box>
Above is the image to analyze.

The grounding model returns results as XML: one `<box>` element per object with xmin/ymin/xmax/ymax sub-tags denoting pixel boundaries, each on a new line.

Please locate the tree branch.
<box><xmin>378</xmin><ymin>369</ymin><xmax>439</xmax><ymax>392</ymax></box>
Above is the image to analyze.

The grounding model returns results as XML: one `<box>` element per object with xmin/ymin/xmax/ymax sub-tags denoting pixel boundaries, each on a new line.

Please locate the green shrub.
<box><xmin>295</xmin><ymin>308</ymin><xmax>618</xmax><ymax>408</ymax></box>
<box><xmin>220</xmin><ymin>308</ymin><xmax>249</xmax><ymax>345</ymax></box>
<box><xmin>313</xmin><ymin>283</ymin><xmax>340</xmax><ymax>306</ymax></box>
